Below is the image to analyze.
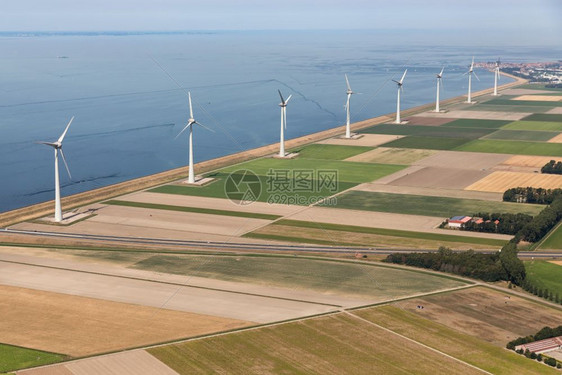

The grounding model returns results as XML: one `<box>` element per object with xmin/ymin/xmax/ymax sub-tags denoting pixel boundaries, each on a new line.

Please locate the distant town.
<box><xmin>477</xmin><ymin>60</ymin><xmax>562</xmax><ymax>87</ymax></box>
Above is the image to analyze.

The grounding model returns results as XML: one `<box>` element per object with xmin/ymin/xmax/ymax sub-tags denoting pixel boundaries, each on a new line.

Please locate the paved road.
<box><xmin>2</xmin><ymin>228</ymin><xmax>562</xmax><ymax>258</ymax></box>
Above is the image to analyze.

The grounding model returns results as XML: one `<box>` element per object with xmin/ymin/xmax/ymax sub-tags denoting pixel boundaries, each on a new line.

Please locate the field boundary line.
<box><xmin>532</xmin><ymin>219</ymin><xmax>562</xmax><ymax>250</ymax></box>
<box><xmin>343</xmin><ymin>310</ymin><xmax>493</xmax><ymax>375</ymax></box>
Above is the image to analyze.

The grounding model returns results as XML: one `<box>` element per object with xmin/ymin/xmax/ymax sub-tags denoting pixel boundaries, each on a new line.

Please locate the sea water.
<box><xmin>0</xmin><ymin>30</ymin><xmax>559</xmax><ymax>212</ymax></box>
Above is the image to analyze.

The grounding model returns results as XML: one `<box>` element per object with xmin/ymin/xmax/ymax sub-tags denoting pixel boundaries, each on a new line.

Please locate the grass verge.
<box><xmin>524</xmin><ymin>260</ymin><xmax>562</xmax><ymax>297</ymax></box>
<box><xmin>0</xmin><ymin>343</ymin><xmax>66</xmax><ymax>373</ymax></box>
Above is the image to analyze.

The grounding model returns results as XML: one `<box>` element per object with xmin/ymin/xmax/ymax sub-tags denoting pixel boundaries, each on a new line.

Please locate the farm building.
<box><xmin>515</xmin><ymin>336</ymin><xmax>562</xmax><ymax>354</ymax></box>
<box><xmin>447</xmin><ymin>216</ymin><xmax>472</xmax><ymax>228</ymax></box>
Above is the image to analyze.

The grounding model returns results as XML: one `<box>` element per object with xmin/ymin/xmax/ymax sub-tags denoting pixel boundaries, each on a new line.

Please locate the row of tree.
<box><xmin>503</xmin><ymin>187</ymin><xmax>562</xmax><ymax>204</ymax></box>
<box><xmin>382</xmin><ymin>244</ymin><xmax>525</xmax><ymax>284</ymax></box>
<box><xmin>514</xmin><ymin>349</ymin><xmax>559</xmax><ymax>368</ymax></box>
<box><xmin>515</xmin><ymin>197</ymin><xmax>562</xmax><ymax>242</ymax></box>
<box><xmin>460</xmin><ymin>212</ymin><xmax>533</xmax><ymax>235</ymax></box>
<box><xmin>541</xmin><ymin>160</ymin><xmax>562</xmax><ymax>175</ymax></box>
<box><xmin>521</xmin><ymin>279</ymin><xmax>561</xmax><ymax>304</ymax></box>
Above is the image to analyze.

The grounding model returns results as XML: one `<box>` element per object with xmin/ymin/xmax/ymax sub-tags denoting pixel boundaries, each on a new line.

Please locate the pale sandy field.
<box><xmin>19</xmin><ymin>351</ymin><xmax>178</xmax><ymax>375</ymax></box>
<box><xmin>547</xmin><ymin>107</ymin><xmax>562</xmax><ymax>114</ymax></box>
<box><xmin>415</xmin><ymin>110</ymin><xmax>531</xmax><ymax>121</ymax></box>
<box><xmin>317</xmin><ymin>133</ymin><xmax>404</xmax><ymax>147</ymax></box>
<box><xmin>466</xmin><ymin>171</ymin><xmax>562</xmax><ymax>193</ymax></box>
<box><xmin>387</xmin><ymin>167</ymin><xmax>492</xmax><ymax>190</ymax></box>
<box><xmin>415</xmin><ymin>151</ymin><xmax>511</xmax><ymax>170</ymax></box>
<box><xmin>0</xmin><ymin>285</ymin><xmax>250</xmax><ymax>357</ymax></box>
<box><xmin>345</xmin><ymin>147</ymin><xmax>437</xmax><ymax>164</ymax></box>
<box><xmin>513</xmin><ymin>95</ymin><xmax>562</xmax><ymax>102</ymax></box>
<box><xmin>353</xmin><ymin>183</ymin><xmax>503</xmax><ymax>201</ymax></box>
<box><xmin>500</xmin><ymin>155</ymin><xmax>561</xmax><ymax>168</ymax></box>
<box><xmin>548</xmin><ymin>133</ymin><xmax>562</xmax><ymax>143</ymax></box>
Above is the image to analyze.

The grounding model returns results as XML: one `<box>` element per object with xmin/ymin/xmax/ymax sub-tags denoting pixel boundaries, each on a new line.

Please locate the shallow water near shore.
<box><xmin>0</xmin><ymin>31</ymin><xmax>558</xmax><ymax>212</ymax></box>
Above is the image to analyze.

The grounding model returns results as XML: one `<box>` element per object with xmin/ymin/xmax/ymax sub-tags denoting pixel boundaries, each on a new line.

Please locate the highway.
<box><xmin>2</xmin><ymin>228</ymin><xmax>561</xmax><ymax>258</ymax></box>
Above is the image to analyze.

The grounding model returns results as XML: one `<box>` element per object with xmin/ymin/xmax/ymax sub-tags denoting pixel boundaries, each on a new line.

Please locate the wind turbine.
<box><xmin>493</xmin><ymin>58</ymin><xmax>501</xmax><ymax>96</ymax></box>
<box><xmin>392</xmin><ymin>69</ymin><xmax>407</xmax><ymax>124</ymax></box>
<box><xmin>278</xmin><ymin>90</ymin><xmax>292</xmax><ymax>157</ymax></box>
<box><xmin>435</xmin><ymin>67</ymin><xmax>444</xmax><ymax>112</ymax></box>
<box><xmin>176</xmin><ymin>92</ymin><xmax>213</xmax><ymax>184</ymax></box>
<box><xmin>344</xmin><ymin>74</ymin><xmax>355</xmax><ymax>138</ymax></box>
<box><xmin>37</xmin><ymin>117</ymin><xmax>74</xmax><ymax>222</ymax></box>
<box><xmin>465</xmin><ymin>57</ymin><xmax>480</xmax><ymax>103</ymax></box>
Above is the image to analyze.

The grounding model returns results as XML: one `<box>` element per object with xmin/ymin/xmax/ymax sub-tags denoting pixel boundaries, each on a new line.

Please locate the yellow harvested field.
<box><xmin>501</xmin><ymin>155</ymin><xmax>561</xmax><ymax>168</ymax></box>
<box><xmin>0</xmin><ymin>285</ymin><xmax>250</xmax><ymax>357</ymax></box>
<box><xmin>512</xmin><ymin>95</ymin><xmax>562</xmax><ymax>102</ymax></box>
<box><xmin>548</xmin><ymin>133</ymin><xmax>562</xmax><ymax>143</ymax></box>
<box><xmin>466</xmin><ymin>171</ymin><xmax>562</xmax><ymax>193</ymax></box>
<box><xmin>549</xmin><ymin>260</ymin><xmax>562</xmax><ymax>266</ymax></box>
<box><xmin>345</xmin><ymin>147</ymin><xmax>436</xmax><ymax>164</ymax></box>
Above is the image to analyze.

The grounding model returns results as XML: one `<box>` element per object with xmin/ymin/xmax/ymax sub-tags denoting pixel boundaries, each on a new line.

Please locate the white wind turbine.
<box><xmin>176</xmin><ymin>92</ymin><xmax>213</xmax><ymax>184</ymax></box>
<box><xmin>493</xmin><ymin>57</ymin><xmax>501</xmax><ymax>96</ymax></box>
<box><xmin>465</xmin><ymin>57</ymin><xmax>480</xmax><ymax>103</ymax></box>
<box><xmin>435</xmin><ymin>67</ymin><xmax>445</xmax><ymax>112</ymax></box>
<box><xmin>344</xmin><ymin>74</ymin><xmax>355</xmax><ymax>138</ymax></box>
<box><xmin>278</xmin><ymin>90</ymin><xmax>292</xmax><ymax>157</ymax></box>
<box><xmin>37</xmin><ymin>117</ymin><xmax>74</xmax><ymax>222</ymax></box>
<box><xmin>393</xmin><ymin>69</ymin><xmax>407</xmax><ymax>124</ymax></box>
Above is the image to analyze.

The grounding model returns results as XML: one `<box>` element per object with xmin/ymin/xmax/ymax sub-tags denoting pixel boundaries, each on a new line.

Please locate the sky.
<box><xmin>1</xmin><ymin>0</ymin><xmax>561</xmax><ymax>45</ymax></box>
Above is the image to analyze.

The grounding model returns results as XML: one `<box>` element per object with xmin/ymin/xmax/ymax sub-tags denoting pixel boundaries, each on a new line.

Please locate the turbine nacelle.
<box><xmin>278</xmin><ymin>90</ymin><xmax>292</xmax><ymax>107</ymax></box>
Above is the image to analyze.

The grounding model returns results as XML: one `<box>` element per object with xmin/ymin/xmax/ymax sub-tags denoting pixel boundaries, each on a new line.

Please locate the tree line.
<box><xmin>541</xmin><ymin>160</ymin><xmax>562</xmax><ymax>175</ymax></box>
<box><xmin>503</xmin><ymin>187</ymin><xmax>562</xmax><ymax>204</ymax></box>
<box><xmin>460</xmin><ymin>212</ymin><xmax>532</xmax><ymax>235</ymax></box>
<box><xmin>507</xmin><ymin>325</ymin><xmax>562</xmax><ymax>368</ymax></box>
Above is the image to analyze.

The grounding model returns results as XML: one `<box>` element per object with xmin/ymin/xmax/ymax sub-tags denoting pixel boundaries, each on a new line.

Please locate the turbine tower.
<box><xmin>37</xmin><ymin>117</ymin><xmax>74</xmax><ymax>222</ymax></box>
<box><xmin>392</xmin><ymin>69</ymin><xmax>407</xmax><ymax>124</ymax></box>
<box><xmin>278</xmin><ymin>90</ymin><xmax>292</xmax><ymax>157</ymax></box>
<box><xmin>176</xmin><ymin>92</ymin><xmax>213</xmax><ymax>184</ymax></box>
<box><xmin>435</xmin><ymin>67</ymin><xmax>444</xmax><ymax>112</ymax></box>
<box><xmin>465</xmin><ymin>57</ymin><xmax>480</xmax><ymax>103</ymax></box>
<box><xmin>344</xmin><ymin>74</ymin><xmax>355</xmax><ymax>138</ymax></box>
<box><xmin>493</xmin><ymin>58</ymin><xmax>501</xmax><ymax>96</ymax></box>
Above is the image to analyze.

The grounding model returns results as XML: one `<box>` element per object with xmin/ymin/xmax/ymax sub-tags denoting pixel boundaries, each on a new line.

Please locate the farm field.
<box><xmin>291</xmin><ymin>144</ymin><xmax>374</xmax><ymax>160</ymax></box>
<box><xmin>539</xmin><ymin>223</ymin><xmax>562</xmax><ymax>250</ymax></box>
<box><xmin>345</xmin><ymin>147</ymin><xmax>437</xmax><ymax>164</ymax></box>
<box><xmin>503</xmin><ymin>121</ymin><xmax>562</xmax><ymax>132</ymax></box>
<box><xmin>361</xmin><ymin>124</ymin><xmax>494</xmax><ymax>139</ymax></box>
<box><xmin>379</xmin><ymin>136</ymin><xmax>472</xmax><ymax>150</ymax></box>
<box><xmin>466</xmin><ymin>171</ymin><xmax>562</xmax><ymax>192</ymax></box>
<box><xmin>355</xmin><ymin>305</ymin><xmax>557</xmax><ymax>375</ymax></box>
<box><xmin>391</xmin><ymin>287</ymin><xmax>562</xmax><ymax>346</ymax></box>
<box><xmin>334</xmin><ymin>191</ymin><xmax>544</xmax><ymax>217</ymax></box>
<box><xmin>524</xmin><ymin>261</ymin><xmax>562</xmax><ymax>296</ymax></box>
<box><xmin>465</xmin><ymin>104</ymin><xmax>551</xmax><ymax>113</ymax></box>
<box><xmin>440</xmin><ymin>118</ymin><xmax>511</xmax><ymax>128</ymax></box>
<box><xmin>484</xmin><ymin>129</ymin><xmax>559</xmax><ymax>141</ymax></box>
<box><xmin>482</xmin><ymin>98</ymin><xmax>562</xmax><ymax>107</ymax></box>
<box><xmin>148</xmin><ymin>313</ymin><xmax>483</xmax><ymax>375</ymax></box>
<box><xmin>0</xmin><ymin>285</ymin><xmax>251</xmax><ymax>357</ymax></box>
<box><xmin>245</xmin><ymin>220</ymin><xmax>506</xmax><ymax>249</ymax></box>
<box><xmin>456</xmin><ymin>139</ymin><xmax>562</xmax><ymax>156</ymax></box>
<box><xmin>132</xmin><ymin>253</ymin><xmax>468</xmax><ymax>299</ymax></box>
<box><xmin>0</xmin><ymin>344</ymin><xmax>65</xmax><ymax>374</ymax></box>
<box><xmin>500</xmin><ymin>155</ymin><xmax>561</xmax><ymax>168</ymax></box>
<box><xmin>522</xmin><ymin>113</ymin><xmax>562</xmax><ymax>122</ymax></box>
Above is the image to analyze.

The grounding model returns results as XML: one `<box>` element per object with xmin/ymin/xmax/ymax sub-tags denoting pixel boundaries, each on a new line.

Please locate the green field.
<box><xmin>292</xmin><ymin>144</ymin><xmax>374</xmax><ymax>160</ymax></box>
<box><xmin>151</xmin><ymin>158</ymin><xmax>404</xmax><ymax>204</ymax></box>
<box><xmin>539</xmin><ymin>223</ymin><xmax>562</xmax><ymax>250</ymax></box>
<box><xmin>335</xmin><ymin>191</ymin><xmax>544</xmax><ymax>217</ymax></box>
<box><xmin>361</xmin><ymin>124</ymin><xmax>493</xmax><ymax>139</ymax></box>
<box><xmin>523</xmin><ymin>113</ymin><xmax>562</xmax><ymax>122</ymax></box>
<box><xmin>482</xmin><ymin>98</ymin><xmax>562</xmax><ymax>107</ymax></box>
<box><xmin>466</xmin><ymin>104</ymin><xmax>553</xmax><ymax>113</ymax></box>
<box><xmin>440</xmin><ymin>119</ymin><xmax>511</xmax><ymax>129</ymax></box>
<box><xmin>104</xmin><ymin>200</ymin><xmax>281</xmax><ymax>220</ymax></box>
<box><xmin>148</xmin><ymin>313</ymin><xmax>485</xmax><ymax>375</ymax></box>
<box><xmin>456</xmin><ymin>139</ymin><xmax>562</xmax><ymax>156</ymax></box>
<box><xmin>503</xmin><ymin>121</ymin><xmax>562</xmax><ymax>132</ymax></box>
<box><xmin>380</xmin><ymin>136</ymin><xmax>471</xmax><ymax>150</ymax></box>
<box><xmin>132</xmin><ymin>254</ymin><xmax>466</xmax><ymax>298</ymax></box>
<box><xmin>484</xmin><ymin>129</ymin><xmax>559</xmax><ymax>141</ymax></box>
<box><xmin>356</xmin><ymin>306</ymin><xmax>558</xmax><ymax>375</ymax></box>
<box><xmin>518</xmin><ymin>84</ymin><xmax>562</xmax><ymax>92</ymax></box>
<box><xmin>524</xmin><ymin>261</ymin><xmax>562</xmax><ymax>297</ymax></box>
<box><xmin>245</xmin><ymin>219</ymin><xmax>507</xmax><ymax>247</ymax></box>
<box><xmin>0</xmin><ymin>344</ymin><xmax>65</xmax><ymax>373</ymax></box>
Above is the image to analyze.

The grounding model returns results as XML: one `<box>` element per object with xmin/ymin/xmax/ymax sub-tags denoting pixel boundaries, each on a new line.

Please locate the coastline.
<box><xmin>0</xmin><ymin>73</ymin><xmax>527</xmax><ymax>228</ymax></box>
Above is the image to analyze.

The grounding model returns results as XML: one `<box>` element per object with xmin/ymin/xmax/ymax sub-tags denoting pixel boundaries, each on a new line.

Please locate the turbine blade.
<box><xmin>400</xmin><ymin>69</ymin><xmax>407</xmax><ymax>84</ymax></box>
<box><xmin>439</xmin><ymin>67</ymin><xmax>444</xmax><ymax>77</ymax></box>
<box><xmin>57</xmin><ymin>116</ymin><xmax>74</xmax><ymax>143</ymax></box>
<box><xmin>188</xmin><ymin>92</ymin><xmax>194</xmax><ymax>119</ymax></box>
<box><xmin>278</xmin><ymin>89</ymin><xmax>285</xmax><ymax>104</ymax></box>
<box><xmin>391</xmin><ymin>79</ymin><xmax>400</xmax><ymax>84</ymax></box>
<box><xmin>345</xmin><ymin>74</ymin><xmax>351</xmax><ymax>91</ymax></box>
<box><xmin>175</xmin><ymin>122</ymin><xmax>192</xmax><ymax>139</ymax></box>
<box><xmin>440</xmin><ymin>77</ymin><xmax>445</xmax><ymax>91</ymax></box>
<box><xmin>59</xmin><ymin>148</ymin><xmax>72</xmax><ymax>180</ymax></box>
<box><xmin>195</xmin><ymin>121</ymin><xmax>215</xmax><ymax>133</ymax></box>
<box><xmin>473</xmin><ymin>70</ymin><xmax>480</xmax><ymax>81</ymax></box>
<box><xmin>36</xmin><ymin>141</ymin><xmax>57</xmax><ymax>148</ymax></box>
<box><xmin>285</xmin><ymin>94</ymin><xmax>292</xmax><ymax>104</ymax></box>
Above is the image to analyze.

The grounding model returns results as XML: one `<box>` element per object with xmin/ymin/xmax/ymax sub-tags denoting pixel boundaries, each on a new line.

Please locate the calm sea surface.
<box><xmin>1</xmin><ymin>31</ymin><xmax>559</xmax><ymax>212</ymax></box>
